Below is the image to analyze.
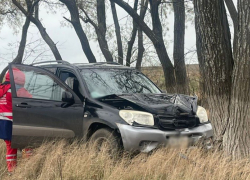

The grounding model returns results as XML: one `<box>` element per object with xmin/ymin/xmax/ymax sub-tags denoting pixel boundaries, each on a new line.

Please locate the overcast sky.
<box><xmin>0</xmin><ymin>1</ymin><xmax>236</xmax><ymax>72</ymax></box>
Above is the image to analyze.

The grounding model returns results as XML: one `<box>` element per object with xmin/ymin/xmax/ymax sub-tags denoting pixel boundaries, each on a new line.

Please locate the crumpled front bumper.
<box><xmin>117</xmin><ymin>123</ymin><xmax>213</xmax><ymax>152</ymax></box>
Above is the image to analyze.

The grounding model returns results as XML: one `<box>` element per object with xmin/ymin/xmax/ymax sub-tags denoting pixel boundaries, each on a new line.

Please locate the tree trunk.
<box><xmin>59</xmin><ymin>0</ymin><xmax>96</xmax><ymax>63</ymax></box>
<box><xmin>96</xmin><ymin>0</ymin><xmax>113</xmax><ymax>62</ymax></box>
<box><xmin>224</xmin><ymin>0</ymin><xmax>238</xmax><ymax>53</ymax></box>
<box><xmin>224</xmin><ymin>0</ymin><xmax>250</xmax><ymax>159</ymax></box>
<box><xmin>79</xmin><ymin>2</ymin><xmax>113</xmax><ymax>62</ymax></box>
<box><xmin>136</xmin><ymin>27</ymin><xmax>144</xmax><ymax>71</ymax></box>
<box><xmin>0</xmin><ymin>3</ymin><xmax>31</xmax><ymax>82</ymax></box>
<box><xmin>194</xmin><ymin>0</ymin><xmax>233</xmax><ymax>142</ymax></box>
<box><xmin>136</xmin><ymin>0</ymin><xmax>148</xmax><ymax>71</ymax></box>
<box><xmin>125</xmin><ymin>0</ymin><xmax>138</xmax><ymax>66</ymax></box>
<box><xmin>0</xmin><ymin>17</ymin><xmax>30</xmax><ymax>82</ymax></box>
<box><xmin>173</xmin><ymin>0</ymin><xmax>188</xmax><ymax>94</ymax></box>
<box><xmin>32</xmin><ymin>19</ymin><xmax>62</xmax><ymax>60</ymax></box>
<box><xmin>149</xmin><ymin>0</ymin><xmax>176</xmax><ymax>92</ymax></box>
<box><xmin>111</xmin><ymin>1</ymin><xmax>123</xmax><ymax>64</ymax></box>
<box><xmin>111</xmin><ymin>0</ymin><xmax>176</xmax><ymax>92</ymax></box>
<box><xmin>12</xmin><ymin>0</ymin><xmax>63</xmax><ymax>60</ymax></box>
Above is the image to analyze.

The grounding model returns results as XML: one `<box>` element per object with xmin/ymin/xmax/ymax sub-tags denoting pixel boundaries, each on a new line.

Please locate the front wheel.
<box><xmin>90</xmin><ymin>128</ymin><xmax>122</xmax><ymax>157</ymax></box>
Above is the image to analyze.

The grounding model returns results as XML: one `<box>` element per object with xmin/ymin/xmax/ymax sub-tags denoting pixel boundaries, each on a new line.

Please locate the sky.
<box><xmin>0</xmin><ymin>1</ymin><xmax>235</xmax><ymax>72</ymax></box>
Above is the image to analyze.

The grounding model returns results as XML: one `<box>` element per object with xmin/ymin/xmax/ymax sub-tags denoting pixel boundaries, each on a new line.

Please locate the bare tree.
<box><xmin>125</xmin><ymin>0</ymin><xmax>138</xmax><ymax>67</ymax></box>
<box><xmin>79</xmin><ymin>0</ymin><xmax>113</xmax><ymax>62</ymax></box>
<box><xmin>0</xmin><ymin>16</ymin><xmax>31</xmax><ymax>82</ymax></box>
<box><xmin>173</xmin><ymin>0</ymin><xmax>188</xmax><ymax>94</ymax></box>
<box><xmin>111</xmin><ymin>1</ymin><xmax>123</xmax><ymax>64</ymax></box>
<box><xmin>12</xmin><ymin>0</ymin><xmax>62</xmax><ymax>60</ymax></box>
<box><xmin>136</xmin><ymin>0</ymin><xmax>149</xmax><ymax>71</ymax></box>
<box><xmin>59</xmin><ymin>0</ymin><xmax>96</xmax><ymax>63</ymax></box>
<box><xmin>110</xmin><ymin>0</ymin><xmax>176</xmax><ymax>93</ymax></box>
<box><xmin>0</xmin><ymin>0</ymin><xmax>23</xmax><ymax>31</ymax></box>
<box><xmin>0</xmin><ymin>0</ymin><xmax>33</xmax><ymax>82</ymax></box>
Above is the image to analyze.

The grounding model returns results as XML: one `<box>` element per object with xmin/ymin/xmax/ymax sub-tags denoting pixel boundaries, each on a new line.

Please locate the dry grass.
<box><xmin>0</xmin><ymin>140</ymin><xmax>250</xmax><ymax>180</ymax></box>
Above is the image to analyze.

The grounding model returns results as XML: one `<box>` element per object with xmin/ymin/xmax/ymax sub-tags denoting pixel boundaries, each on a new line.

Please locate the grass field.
<box><xmin>0</xmin><ymin>140</ymin><xmax>250</xmax><ymax>180</ymax></box>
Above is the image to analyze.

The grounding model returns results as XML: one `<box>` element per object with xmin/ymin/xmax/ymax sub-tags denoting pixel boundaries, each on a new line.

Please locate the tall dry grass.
<box><xmin>0</xmin><ymin>140</ymin><xmax>250</xmax><ymax>180</ymax></box>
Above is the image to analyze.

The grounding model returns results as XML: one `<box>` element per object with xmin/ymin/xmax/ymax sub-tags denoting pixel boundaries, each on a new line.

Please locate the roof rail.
<box><xmin>73</xmin><ymin>62</ymin><xmax>122</xmax><ymax>66</ymax></box>
<box><xmin>30</xmin><ymin>60</ymin><xmax>70</xmax><ymax>66</ymax></box>
<box><xmin>103</xmin><ymin>62</ymin><xmax>121</xmax><ymax>65</ymax></box>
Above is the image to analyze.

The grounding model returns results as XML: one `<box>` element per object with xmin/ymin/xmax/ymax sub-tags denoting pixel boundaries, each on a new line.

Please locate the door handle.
<box><xmin>16</xmin><ymin>103</ymin><xmax>31</xmax><ymax>108</ymax></box>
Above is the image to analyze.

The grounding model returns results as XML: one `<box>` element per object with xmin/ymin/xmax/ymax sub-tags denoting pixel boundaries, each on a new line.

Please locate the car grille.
<box><xmin>157</xmin><ymin>116</ymin><xmax>199</xmax><ymax>130</ymax></box>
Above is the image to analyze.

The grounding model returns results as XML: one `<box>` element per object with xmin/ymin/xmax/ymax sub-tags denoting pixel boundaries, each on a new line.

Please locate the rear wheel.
<box><xmin>90</xmin><ymin>128</ymin><xmax>121</xmax><ymax>157</ymax></box>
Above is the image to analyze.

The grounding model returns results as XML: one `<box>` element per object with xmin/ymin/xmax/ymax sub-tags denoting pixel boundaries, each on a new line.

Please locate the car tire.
<box><xmin>90</xmin><ymin>128</ymin><xmax>121</xmax><ymax>157</ymax></box>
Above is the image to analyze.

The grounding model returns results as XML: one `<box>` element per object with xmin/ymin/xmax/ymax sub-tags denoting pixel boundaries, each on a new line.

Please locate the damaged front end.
<box><xmin>98</xmin><ymin>93</ymin><xmax>201</xmax><ymax>129</ymax></box>
<box><xmin>97</xmin><ymin>93</ymin><xmax>213</xmax><ymax>152</ymax></box>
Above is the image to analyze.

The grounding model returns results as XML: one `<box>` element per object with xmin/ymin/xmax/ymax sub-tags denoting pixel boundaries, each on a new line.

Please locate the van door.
<box><xmin>9</xmin><ymin>64</ymin><xmax>84</xmax><ymax>149</ymax></box>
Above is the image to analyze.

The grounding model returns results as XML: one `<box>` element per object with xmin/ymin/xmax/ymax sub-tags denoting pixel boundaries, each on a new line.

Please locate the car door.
<box><xmin>9</xmin><ymin>64</ymin><xmax>84</xmax><ymax>149</ymax></box>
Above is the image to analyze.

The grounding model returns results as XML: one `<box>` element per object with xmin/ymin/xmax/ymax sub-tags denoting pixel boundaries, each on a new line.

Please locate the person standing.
<box><xmin>0</xmin><ymin>69</ymin><xmax>32</xmax><ymax>172</ymax></box>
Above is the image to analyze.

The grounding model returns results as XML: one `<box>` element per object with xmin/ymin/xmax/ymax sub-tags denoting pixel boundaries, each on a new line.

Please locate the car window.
<box><xmin>81</xmin><ymin>69</ymin><xmax>161</xmax><ymax>98</ymax></box>
<box><xmin>12</xmin><ymin>66</ymin><xmax>66</xmax><ymax>101</ymax></box>
<box><xmin>59</xmin><ymin>71</ymin><xmax>84</xmax><ymax>100</ymax></box>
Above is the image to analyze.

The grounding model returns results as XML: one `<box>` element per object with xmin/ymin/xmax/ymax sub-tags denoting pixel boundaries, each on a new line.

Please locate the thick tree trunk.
<box><xmin>111</xmin><ymin>0</ymin><xmax>176</xmax><ymax>92</ymax></box>
<box><xmin>125</xmin><ymin>0</ymin><xmax>138</xmax><ymax>66</ymax></box>
<box><xmin>194</xmin><ymin>0</ymin><xmax>233</xmax><ymax>142</ymax></box>
<box><xmin>224</xmin><ymin>0</ymin><xmax>238</xmax><ymax>53</ymax></box>
<box><xmin>173</xmin><ymin>0</ymin><xmax>188</xmax><ymax>94</ymax></box>
<box><xmin>224</xmin><ymin>0</ymin><xmax>250</xmax><ymax>159</ymax></box>
<box><xmin>59</xmin><ymin>0</ymin><xmax>96</xmax><ymax>63</ymax></box>
<box><xmin>111</xmin><ymin>1</ymin><xmax>123</xmax><ymax>64</ymax></box>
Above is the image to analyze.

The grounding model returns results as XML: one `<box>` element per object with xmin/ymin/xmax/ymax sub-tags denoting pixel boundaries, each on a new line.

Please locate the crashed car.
<box><xmin>8</xmin><ymin>61</ymin><xmax>213</xmax><ymax>152</ymax></box>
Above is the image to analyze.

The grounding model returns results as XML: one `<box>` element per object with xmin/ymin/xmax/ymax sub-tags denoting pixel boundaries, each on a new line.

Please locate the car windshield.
<box><xmin>81</xmin><ymin>68</ymin><xmax>161</xmax><ymax>98</ymax></box>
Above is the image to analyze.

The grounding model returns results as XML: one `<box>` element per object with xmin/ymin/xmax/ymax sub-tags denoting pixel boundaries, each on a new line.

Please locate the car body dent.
<box><xmin>117</xmin><ymin>123</ymin><xmax>213</xmax><ymax>152</ymax></box>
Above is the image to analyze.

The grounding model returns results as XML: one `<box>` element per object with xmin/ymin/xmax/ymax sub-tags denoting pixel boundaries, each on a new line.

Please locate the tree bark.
<box><xmin>111</xmin><ymin>0</ymin><xmax>176</xmax><ymax>92</ymax></box>
<box><xmin>173</xmin><ymin>0</ymin><xmax>188</xmax><ymax>94</ymax></box>
<box><xmin>59</xmin><ymin>0</ymin><xmax>96</xmax><ymax>63</ymax></box>
<box><xmin>136</xmin><ymin>27</ymin><xmax>144</xmax><ymax>71</ymax></box>
<box><xmin>13</xmin><ymin>0</ymin><xmax>63</xmax><ymax>60</ymax></box>
<box><xmin>96</xmin><ymin>0</ymin><xmax>113</xmax><ymax>62</ymax></box>
<box><xmin>224</xmin><ymin>0</ymin><xmax>250</xmax><ymax>159</ymax></box>
<box><xmin>136</xmin><ymin>0</ymin><xmax>148</xmax><ymax>71</ymax></box>
<box><xmin>224</xmin><ymin>0</ymin><xmax>238</xmax><ymax>53</ymax></box>
<box><xmin>125</xmin><ymin>0</ymin><xmax>138</xmax><ymax>67</ymax></box>
<box><xmin>111</xmin><ymin>1</ymin><xmax>123</xmax><ymax>64</ymax></box>
<box><xmin>194</xmin><ymin>0</ymin><xmax>233</xmax><ymax>142</ymax></box>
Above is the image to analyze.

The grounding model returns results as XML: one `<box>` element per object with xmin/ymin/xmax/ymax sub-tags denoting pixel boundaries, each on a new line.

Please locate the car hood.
<box><xmin>98</xmin><ymin>93</ymin><xmax>198</xmax><ymax>116</ymax></box>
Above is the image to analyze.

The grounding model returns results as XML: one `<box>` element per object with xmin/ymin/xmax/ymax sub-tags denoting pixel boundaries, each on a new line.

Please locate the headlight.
<box><xmin>197</xmin><ymin>106</ymin><xmax>208</xmax><ymax>123</ymax></box>
<box><xmin>119</xmin><ymin>110</ymin><xmax>154</xmax><ymax>126</ymax></box>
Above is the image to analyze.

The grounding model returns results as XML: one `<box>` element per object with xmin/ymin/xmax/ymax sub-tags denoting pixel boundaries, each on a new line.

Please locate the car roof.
<box><xmin>32</xmin><ymin>60</ymin><xmax>135</xmax><ymax>70</ymax></box>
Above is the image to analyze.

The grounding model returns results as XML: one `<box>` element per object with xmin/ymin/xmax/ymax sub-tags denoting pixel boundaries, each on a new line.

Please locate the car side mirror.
<box><xmin>62</xmin><ymin>91</ymin><xmax>74</xmax><ymax>103</ymax></box>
